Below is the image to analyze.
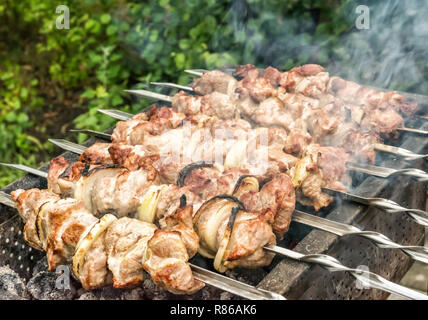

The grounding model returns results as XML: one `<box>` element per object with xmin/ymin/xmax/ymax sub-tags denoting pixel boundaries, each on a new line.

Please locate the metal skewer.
<box><xmin>190</xmin><ymin>264</ymin><xmax>285</xmax><ymax>300</ymax></box>
<box><xmin>148</xmin><ymin>81</ymin><xmax>428</xmax><ymax>151</ymax></box>
<box><xmin>184</xmin><ymin>69</ymin><xmax>207</xmax><ymax>76</ymax></box>
<box><xmin>51</xmin><ymin>130</ymin><xmax>428</xmax><ymax>182</ymax></box>
<box><xmin>1</xmin><ymin>174</ymin><xmax>425</xmax><ymax>300</ymax></box>
<box><xmin>347</xmin><ymin>162</ymin><xmax>428</xmax><ymax>182</ymax></box>
<box><xmin>374</xmin><ymin>143</ymin><xmax>428</xmax><ymax>160</ymax></box>
<box><xmin>124</xmin><ymin>89</ymin><xmax>172</xmax><ymax>103</ymax></box>
<box><xmin>181</xmin><ymin>69</ymin><xmax>428</xmax><ymax>135</ymax></box>
<box><xmin>292</xmin><ymin>210</ymin><xmax>428</xmax><ymax>264</ymax></box>
<box><xmin>263</xmin><ymin>245</ymin><xmax>428</xmax><ymax>300</ymax></box>
<box><xmin>69</xmin><ymin>129</ymin><xmax>112</xmax><ymax>140</ymax></box>
<box><xmin>98</xmin><ymin>109</ymin><xmax>133</xmax><ymax>120</ymax></box>
<box><xmin>4</xmin><ymin>162</ymin><xmax>428</xmax><ymax>265</ymax></box>
<box><xmin>150</xmin><ymin>82</ymin><xmax>193</xmax><ymax>91</ymax></box>
<box><xmin>323</xmin><ymin>188</ymin><xmax>428</xmax><ymax>227</ymax></box>
<box><xmin>0</xmin><ymin>190</ymin><xmax>284</xmax><ymax>301</ymax></box>
<box><xmin>97</xmin><ymin>109</ymin><xmax>135</xmax><ymax>121</ymax></box>
<box><xmin>96</xmin><ymin>107</ymin><xmax>428</xmax><ymax>163</ymax></box>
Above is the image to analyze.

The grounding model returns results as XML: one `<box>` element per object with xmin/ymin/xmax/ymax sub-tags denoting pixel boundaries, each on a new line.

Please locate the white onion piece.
<box><xmin>137</xmin><ymin>185</ymin><xmax>165</xmax><ymax>223</ymax></box>
<box><xmin>203</xmin><ymin>201</ymin><xmax>235</xmax><ymax>253</ymax></box>
<box><xmin>213</xmin><ymin>207</ymin><xmax>239</xmax><ymax>273</ymax></box>
<box><xmin>194</xmin><ymin>197</ymin><xmax>237</xmax><ymax>259</ymax></box>
<box><xmin>292</xmin><ymin>145</ymin><xmax>319</xmax><ymax>188</ymax></box>
<box><xmin>72</xmin><ymin>214</ymin><xmax>117</xmax><ymax>279</ymax></box>
<box><xmin>35</xmin><ymin>202</ymin><xmax>51</xmax><ymax>250</ymax></box>
<box><xmin>232</xmin><ymin>176</ymin><xmax>259</xmax><ymax>198</ymax></box>
<box><xmin>291</xmin><ymin>156</ymin><xmax>310</xmax><ymax>188</ymax></box>
<box><xmin>224</xmin><ymin>140</ymin><xmax>248</xmax><ymax>169</ymax></box>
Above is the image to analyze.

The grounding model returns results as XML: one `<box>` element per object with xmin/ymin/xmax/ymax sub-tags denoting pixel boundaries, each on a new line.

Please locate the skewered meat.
<box><xmin>188</xmin><ymin>65</ymin><xmax>419</xmax><ymax>154</ymax></box>
<box><xmin>47</xmin><ymin>156</ymin><xmax>201</xmax><ymax>259</ymax></box>
<box><xmin>48</xmin><ymin>157</ymin><xmax>159</xmax><ymax>217</ymax></box>
<box><xmin>192</xmin><ymin>69</ymin><xmax>238</xmax><ymax>96</ymax></box>
<box><xmin>281</xmin><ymin>64</ymin><xmax>330</xmax><ymax>98</ymax></box>
<box><xmin>193</xmin><ymin>195</ymin><xmax>276</xmax><ymax>271</ymax></box>
<box><xmin>112</xmin><ymin>106</ymin><xmax>185</xmax><ymax>144</ymax></box>
<box><xmin>79</xmin><ymin>142</ymin><xmax>114</xmax><ymax>165</ymax></box>
<box><xmin>10</xmin><ymin>188</ymin><xmax>203</xmax><ymax>294</ymax></box>
<box><xmin>327</xmin><ymin>76</ymin><xmax>419</xmax><ymax>116</ymax></box>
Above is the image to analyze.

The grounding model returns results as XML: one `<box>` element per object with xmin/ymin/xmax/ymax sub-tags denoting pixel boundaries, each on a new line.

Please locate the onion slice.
<box><xmin>193</xmin><ymin>195</ymin><xmax>244</xmax><ymax>260</ymax></box>
<box><xmin>137</xmin><ymin>185</ymin><xmax>166</xmax><ymax>223</ymax></box>
<box><xmin>224</xmin><ymin>140</ymin><xmax>248</xmax><ymax>169</ymax></box>
<box><xmin>72</xmin><ymin>214</ymin><xmax>117</xmax><ymax>279</ymax></box>
<box><xmin>232</xmin><ymin>175</ymin><xmax>259</xmax><ymax>198</ymax></box>
<box><xmin>213</xmin><ymin>206</ymin><xmax>239</xmax><ymax>273</ymax></box>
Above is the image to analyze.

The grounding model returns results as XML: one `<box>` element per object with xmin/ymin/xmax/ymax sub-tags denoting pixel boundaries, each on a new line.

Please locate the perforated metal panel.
<box><xmin>0</xmin><ymin>214</ymin><xmax>44</xmax><ymax>280</ymax></box>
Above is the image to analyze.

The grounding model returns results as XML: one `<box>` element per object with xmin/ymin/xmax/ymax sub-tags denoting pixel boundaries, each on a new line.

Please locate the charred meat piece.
<box><xmin>79</xmin><ymin>142</ymin><xmax>114</xmax><ymax>165</ymax></box>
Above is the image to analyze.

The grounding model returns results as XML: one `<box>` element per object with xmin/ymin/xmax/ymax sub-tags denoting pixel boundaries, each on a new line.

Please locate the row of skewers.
<box><xmin>1</xmin><ymin>64</ymin><xmax>428</xmax><ymax>300</ymax></box>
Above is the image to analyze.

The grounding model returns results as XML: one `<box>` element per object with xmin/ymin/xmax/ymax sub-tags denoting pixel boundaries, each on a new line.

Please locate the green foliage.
<box><xmin>0</xmin><ymin>0</ymin><xmax>425</xmax><ymax>187</ymax></box>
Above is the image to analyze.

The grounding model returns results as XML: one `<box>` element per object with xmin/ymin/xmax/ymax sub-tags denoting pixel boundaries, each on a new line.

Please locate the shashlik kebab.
<box><xmin>96</xmin><ymin>107</ymin><xmax>428</xmax><ymax>182</ymax></box>
<box><xmin>68</xmin><ymin>106</ymin><xmax>428</xmax><ymax>207</ymax></box>
<box><xmin>55</xmin><ymin>134</ymin><xmax>347</xmax><ymax>213</ymax></box>
<box><xmin>127</xmin><ymin>64</ymin><xmax>428</xmax><ymax>161</ymax></box>
<box><xmin>4</xmin><ymin>156</ymin><xmax>428</xmax><ymax>287</ymax></box>
<box><xmin>1</xmin><ymin>188</ymin><xmax>286</xmax><ymax>300</ymax></box>
<box><xmin>8</xmin><ymin>188</ymin><xmax>203</xmax><ymax>294</ymax></box>
<box><xmin>188</xmin><ymin>64</ymin><xmax>420</xmax><ymax>129</ymax></box>
<box><xmin>46</xmin><ymin>150</ymin><xmax>428</xmax><ymax>267</ymax></box>
<box><xmin>24</xmin><ymin>137</ymin><xmax>428</xmax><ymax>268</ymax></box>
<box><xmin>127</xmin><ymin>88</ymin><xmax>381</xmax><ymax>164</ymax></box>
<box><xmin>46</xmin><ymin>138</ymin><xmax>428</xmax><ymax>226</ymax></box>
<box><xmin>1</xmin><ymin>189</ymin><xmax>426</xmax><ymax>300</ymax></box>
<box><xmin>99</xmin><ymin>107</ymin><xmax>428</xmax><ymax>161</ymax></box>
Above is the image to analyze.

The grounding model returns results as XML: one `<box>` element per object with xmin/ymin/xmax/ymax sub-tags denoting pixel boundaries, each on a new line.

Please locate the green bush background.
<box><xmin>1</xmin><ymin>0</ymin><xmax>427</xmax><ymax>187</ymax></box>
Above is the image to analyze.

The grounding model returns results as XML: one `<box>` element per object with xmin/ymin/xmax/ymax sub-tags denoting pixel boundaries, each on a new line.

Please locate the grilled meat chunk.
<box><xmin>11</xmin><ymin>189</ymin><xmax>98</xmax><ymax>269</ymax></box>
<box><xmin>11</xmin><ymin>189</ymin><xmax>202</xmax><ymax>295</ymax></box>
<box><xmin>144</xmin><ymin>229</ymin><xmax>204</xmax><ymax>294</ymax></box>
<box><xmin>79</xmin><ymin>142</ymin><xmax>113</xmax><ymax>165</ymax></box>
<box><xmin>192</xmin><ymin>70</ymin><xmax>238</xmax><ymax>96</ymax></box>
<box><xmin>105</xmin><ymin>217</ymin><xmax>157</xmax><ymax>288</ymax></box>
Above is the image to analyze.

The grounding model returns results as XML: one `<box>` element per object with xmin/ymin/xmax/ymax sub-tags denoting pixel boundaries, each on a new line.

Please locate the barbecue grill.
<box><xmin>0</xmin><ymin>68</ymin><xmax>427</xmax><ymax>300</ymax></box>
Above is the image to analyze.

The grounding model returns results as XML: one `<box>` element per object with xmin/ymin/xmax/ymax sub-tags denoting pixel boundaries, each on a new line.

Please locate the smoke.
<box><xmin>220</xmin><ymin>0</ymin><xmax>428</xmax><ymax>94</ymax></box>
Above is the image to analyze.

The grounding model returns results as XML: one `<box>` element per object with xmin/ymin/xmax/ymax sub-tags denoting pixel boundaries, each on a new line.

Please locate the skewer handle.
<box><xmin>292</xmin><ymin>211</ymin><xmax>428</xmax><ymax>264</ymax></box>
<box><xmin>264</xmin><ymin>245</ymin><xmax>428</xmax><ymax>300</ymax></box>
<box><xmin>374</xmin><ymin>143</ymin><xmax>428</xmax><ymax>160</ymax></box>
<box><xmin>124</xmin><ymin>89</ymin><xmax>172</xmax><ymax>103</ymax></box>
<box><xmin>150</xmin><ymin>82</ymin><xmax>193</xmax><ymax>91</ymax></box>
<box><xmin>184</xmin><ymin>69</ymin><xmax>205</xmax><ymax>76</ymax></box>
<box><xmin>324</xmin><ymin>188</ymin><xmax>428</xmax><ymax>227</ymax></box>
<box><xmin>69</xmin><ymin>129</ymin><xmax>112</xmax><ymax>140</ymax></box>
<box><xmin>48</xmin><ymin>139</ymin><xmax>86</xmax><ymax>155</ymax></box>
<box><xmin>348</xmin><ymin>163</ymin><xmax>428</xmax><ymax>181</ymax></box>
<box><xmin>0</xmin><ymin>191</ymin><xmax>16</xmax><ymax>208</ymax></box>
<box><xmin>397</xmin><ymin>127</ymin><xmax>428</xmax><ymax>136</ymax></box>
<box><xmin>98</xmin><ymin>109</ymin><xmax>133</xmax><ymax>121</ymax></box>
